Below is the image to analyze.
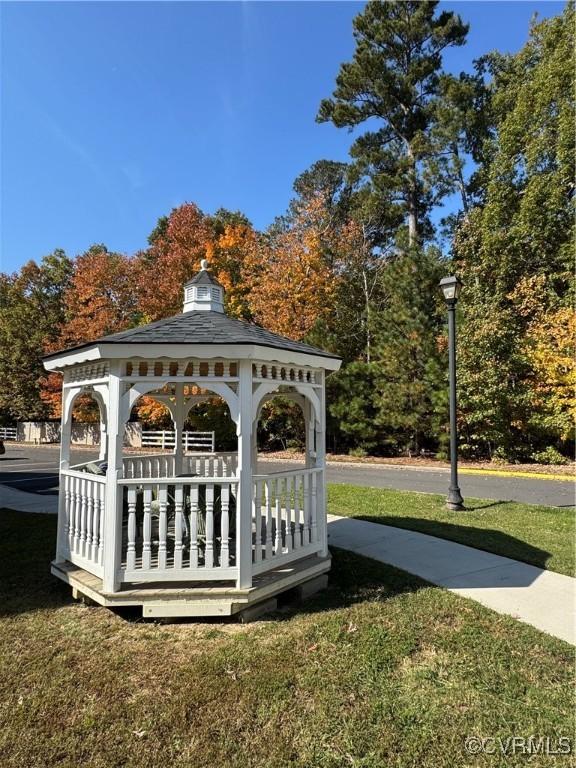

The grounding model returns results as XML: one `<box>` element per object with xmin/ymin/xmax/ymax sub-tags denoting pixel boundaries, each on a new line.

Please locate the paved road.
<box><xmin>0</xmin><ymin>444</ymin><xmax>573</xmax><ymax>508</ymax></box>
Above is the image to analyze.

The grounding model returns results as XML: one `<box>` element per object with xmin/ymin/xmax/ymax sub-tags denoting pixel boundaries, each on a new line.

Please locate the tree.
<box><xmin>318</xmin><ymin>0</ymin><xmax>468</xmax><ymax>248</ymax></box>
<box><xmin>0</xmin><ymin>250</ymin><xmax>73</xmax><ymax>420</ymax></box>
<box><xmin>210</xmin><ymin>219</ymin><xmax>261</xmax><ymax>320</ymax></box>
<box><xmin>242</xmin><ymin>193</ymin><xmax>336</xmax><ymax>340</ymax></box>
<box><xmin>371</xmin><ymin>248</ymin><xmax>447</xmax><ymax>455</ymax></box>
<box><xmin>454</xmin><ymin>4</ymin><xmax>575</xmax><ymax>458</ymax></box>
<box><xmin>137</xmin><ymin>203</ymin><xmax>212</xmax><ymax>321</ymax></box>
<box><xmin>55</xmin><ymin>245</ymin><xmax>138</xmax><ymax>349</ymax></box>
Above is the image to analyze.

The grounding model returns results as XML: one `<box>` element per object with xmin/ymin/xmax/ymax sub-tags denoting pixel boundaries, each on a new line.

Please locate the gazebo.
<box><xmin>43</xmin><ymin>260</ymin><xmax>341</xmax><ymax>618</ymax></box>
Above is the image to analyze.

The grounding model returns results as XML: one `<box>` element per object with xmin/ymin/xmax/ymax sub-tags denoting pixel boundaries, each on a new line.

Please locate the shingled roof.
<box><xmin>184</xmin><ymin>270</ymin><xmax>222</xmax><ymax>287</ymax></box>
<box><xmin>44</xmin><ymin>310</ymin><xmax>340</xmax><ymax>361</ymax></box>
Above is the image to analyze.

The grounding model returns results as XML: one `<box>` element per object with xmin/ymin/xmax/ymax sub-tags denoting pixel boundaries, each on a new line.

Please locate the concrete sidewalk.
<box><xmin>328</xmin><ymin>514</ymin><xmax>576</xmax><ymax>645</ymax></box>
<box><xmin>0</xmin><ymin>484</ymin><xmax>58</xmax><ymax>514</ymax></box>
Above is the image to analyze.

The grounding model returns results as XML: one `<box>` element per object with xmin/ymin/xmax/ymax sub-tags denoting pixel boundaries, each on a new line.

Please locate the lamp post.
<box><xmin>439</xmin><ymin>275</ymin><xmax>464</xmax><ymax>511</ymax></box>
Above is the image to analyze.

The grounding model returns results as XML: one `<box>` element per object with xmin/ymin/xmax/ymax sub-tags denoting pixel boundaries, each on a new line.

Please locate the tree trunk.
<box><xmin>362</xmin><ymin>269</ymin><xmax>371</xmax><ymax>364</ymax></box>
<box><xmin>406</xmin><ymin>142</ymin><xmax>419</xmax><ymax>247</ymax></box>
<box><xmin>452</xmin><ymin>142</ymin><xmax>469</xmax><ymax>213</ymax></box>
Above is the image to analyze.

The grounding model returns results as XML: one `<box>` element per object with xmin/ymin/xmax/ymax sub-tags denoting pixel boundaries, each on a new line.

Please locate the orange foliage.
<box><xmin>242</xmin><ymin>194</ymin><xmax>336</xmax><ymax>340</ymax></box>
<box><xmin>132</xmin><ymin>396</ymin><xmax>172</xmax><ymax>427</ymax></box>
<box><xmin>212</xmin><ymin>223</ymin><xmax>260</xmax><ymax>319</ymax></box>
<box><xmin>53</xmin><ymin>246</ymin><xmax>137</xmax><ymax>350</ymax></box>
<box><xmin>137</xmin><ymin>203</ymin><xmax>212</xmax><ymax>321</ymax></box>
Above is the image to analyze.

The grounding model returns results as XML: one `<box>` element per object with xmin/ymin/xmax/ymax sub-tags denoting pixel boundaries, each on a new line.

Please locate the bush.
<box><xmin>348</xmin><ymin>447</ymin><xmax>368</xmax><ymax>458</ymax></box>
<box><xmin>531</xmin><ymin>447</ymin><xmax>570</xmax><ymax>466</ymax></box>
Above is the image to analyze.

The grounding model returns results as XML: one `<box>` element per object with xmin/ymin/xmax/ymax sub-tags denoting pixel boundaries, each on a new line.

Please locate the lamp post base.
<box><xmin>446</xmin><ymin>486</ymin><xmax>465</xmax><ymax>511</ymax></box>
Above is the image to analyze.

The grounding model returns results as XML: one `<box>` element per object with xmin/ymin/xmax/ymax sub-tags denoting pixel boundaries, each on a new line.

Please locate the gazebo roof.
<box><xmin>44</xmin><ymin>309</ymin><xmax>340</xmax><ymax>363</ymax></box>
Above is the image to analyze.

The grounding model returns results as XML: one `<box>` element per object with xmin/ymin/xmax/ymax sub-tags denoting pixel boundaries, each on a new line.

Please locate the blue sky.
<box><xmin>1</xmin><ymin>1</ymin><xmax>564</xmax><ymax>273</ymax></box>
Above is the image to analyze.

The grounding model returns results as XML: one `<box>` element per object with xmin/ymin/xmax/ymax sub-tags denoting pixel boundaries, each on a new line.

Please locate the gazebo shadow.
<box><xmin>0</xmin><ymin>511</ymin><xmax>72</xmax><ymax>616</ymax></box>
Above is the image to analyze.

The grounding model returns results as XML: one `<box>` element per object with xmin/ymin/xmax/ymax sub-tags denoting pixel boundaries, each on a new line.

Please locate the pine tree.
<box><xmin>318</xmin><ymin>0</ymin><xmax>468</xmax><ymax>248</ymax></box>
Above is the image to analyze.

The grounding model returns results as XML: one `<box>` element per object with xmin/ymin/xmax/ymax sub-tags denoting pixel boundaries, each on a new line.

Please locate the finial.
<box><xmin>200</xmin><ymin>258</ymin><xmax>209</xmax><ymax>271</ymax></box>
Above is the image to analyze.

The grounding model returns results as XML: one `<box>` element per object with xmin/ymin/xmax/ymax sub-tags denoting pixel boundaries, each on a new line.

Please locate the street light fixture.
<box><xmin>439</xmin><ymin>275</ymin><xmax>464</xmax><ymax>511</ymax></box>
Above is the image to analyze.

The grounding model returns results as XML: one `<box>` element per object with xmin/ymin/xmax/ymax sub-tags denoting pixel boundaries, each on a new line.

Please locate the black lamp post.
<box><xmin>439</xmin><ymin>275</ymin><xmax>464</xmax><ymax>511</ymax></box>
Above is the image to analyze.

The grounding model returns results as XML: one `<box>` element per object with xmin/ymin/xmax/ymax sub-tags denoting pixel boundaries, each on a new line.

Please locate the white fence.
<box><xmin>141</xmin><ymin>430</ymin><xmax>215</xmax><ymax>452</ymax></box>
<box><xmin>0</xmin><ymin>427</ymin><xmax>17</xmax><ymax>440</ymax></box>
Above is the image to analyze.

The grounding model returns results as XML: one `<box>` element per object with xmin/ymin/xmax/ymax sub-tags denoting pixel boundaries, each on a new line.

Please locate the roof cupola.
<box><xmin>183</xmin><ymin>259</ymin><xmax>225</xmax><ymax>313</ymax></box>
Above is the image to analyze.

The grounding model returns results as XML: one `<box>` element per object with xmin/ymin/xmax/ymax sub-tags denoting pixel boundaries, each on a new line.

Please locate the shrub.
<box><xmin>349</xmin><ymin>447</ymin><xmax>368</xmax><ymax>458</ymax></box>
<box><xmin>531</xmin><ymin>447</ymin><xmax>570</xmax><ymax>466</ymax></box>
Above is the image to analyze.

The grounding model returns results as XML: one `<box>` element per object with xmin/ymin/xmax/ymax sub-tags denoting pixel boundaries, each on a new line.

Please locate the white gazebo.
<box><xmin>44</xmin><ymin>261</ymin><xmax>341</xmax><ymax>618</ymax></box>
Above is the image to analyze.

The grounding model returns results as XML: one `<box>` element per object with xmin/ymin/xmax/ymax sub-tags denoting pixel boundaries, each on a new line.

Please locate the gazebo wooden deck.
<box><xmin>44</xmin><ymin>260</ymin><xmax>341</xmax><ymax>618</ymax></box>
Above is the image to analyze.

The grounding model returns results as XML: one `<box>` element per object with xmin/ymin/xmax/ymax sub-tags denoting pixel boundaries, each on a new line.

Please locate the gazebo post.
<box><xmin>315</xmin><ymin>371</ymin><xmax>328</xmax><ymax>558</ymax></box>
<box><xmin>98</xmin><ymin>415</ymin><xmax>107</xmax><ymax>461</ymax></box>
<box><xmin>173</xmin><ymin>383</ymin><xmax>185</xmax><ymax>476</ymax></box>
<box><xmin>102</xmin><ymin>362</ymin><xmax>124</xmax><ymax>593</ymax></box>
<box><xmin>55</xmin><ymin>387</ymin><xmax>74</xmax><ymax>563</ymax></box>
<box><xmin>304</xmin><ymin>400</ymin><xmax>314</xmax><ymax>469</ymax></box>
<box><xmin>236</xmin><ymin>359</ymin><xmax>254</xmax><ymax>589</ymax></box>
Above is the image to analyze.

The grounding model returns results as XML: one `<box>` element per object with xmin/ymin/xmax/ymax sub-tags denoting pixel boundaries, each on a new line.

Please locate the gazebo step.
<box><xmin>51</xmin><ymin>553</ymin><xmax>331</xmax><ymax>618</ymax></box>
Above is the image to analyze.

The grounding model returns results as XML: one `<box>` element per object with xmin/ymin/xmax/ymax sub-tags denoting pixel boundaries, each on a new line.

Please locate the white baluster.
<box><xmin>158</xmin><ymin>485</ymin><xmax>168</xmax><ymax>569</ymax></box>
<box><xmin>91</xmin><ymin>484</ymin><xmax>100</xmax><ymax>562</ymax></box>
<box><xmin>274</xmin><ymin>480</ymin><xmax>282</xmax><ymax>555</ymax></box>
<box><xmin>284</xmin><ymin>477</ymin><xmax>292</xmax><ymax>552</ymax></box>
<box><xmin>142</xmin><ymin>486</ymin><xmax>152</xmax><ymax>570</ymax></box>
<box><xmin>220</xmin><ymin>484</ymin><xmax>230</xmax><ymax>568</ymax></box>
<box><xmin>310</xmin><ymin>472</ymin><xmax>318</xmax><ymax>543</ymax></box>
<box><xmin>127</xmin><ymin>487</ymin><xmax>137</xmax><ymax>570</ymax></box>
<box><xmin>189</xmin><ymin>485</ymin><xmax>199</xmax><ymax>568</ymax></box>
<box><xmin>73</xmin><ymin>476</ymin><xmax>82</xmax><ymax>553</ymax></box>
<box><xmin>80</xmin><ymin>477</ymin><xmax>88</xmax><ymax>557</ymax></box>
<box><xmin>303</xmin><ymin>473</ymin><xmax>311</xmax><ymax>545</ymax></box>
<box><xmin>205</xmin><ymin>484</ymin><xmax>214</xmax><ymax>568</ymax></box>
<box><xmin>254</xmin><ymin>480</ymin><xmax>262</xmax><ymax>563</ymax></box>
<box><xmin>86</xmin><ymin>482</ymin><xmax>94</xmax><ymax>557</ymax></box>
<box><xmin>98</xmin><ymin>484</ymin><xmax>105</xmax><ymax>564</ymax></box>
<box><xmin>71</xmin><ymin>477</ymin><xmax>80</xmax><ymax>553</ymax></box>
<box><xmin>265</xmin><ymin>480</ymin><xmax>273</xmax><ymax>560</ymax></box>
<box><xmin>64</xmin><ymin>475</ymin><xmax>71</xmax><ymax>540</ymax></box>
<box><xmin>174</xmin><ymin>485</ymin><xmax>184</xmax><ymax>569</ymax></box>
<box><xmin>293</xmin><ymin>474</ymin><xmax>301</xmax><ymax>549</ymax></box>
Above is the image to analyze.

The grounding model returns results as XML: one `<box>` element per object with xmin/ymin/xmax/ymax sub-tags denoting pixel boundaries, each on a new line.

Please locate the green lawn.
<box><xmin>0</xmin><ymin>510</ymin><xmax>573</xmax><ymax>768</ymax></box>
<box><xmin>328</xmin><ymin>485</ymin><xmax>575</xmax><ymax>577</ymax></box>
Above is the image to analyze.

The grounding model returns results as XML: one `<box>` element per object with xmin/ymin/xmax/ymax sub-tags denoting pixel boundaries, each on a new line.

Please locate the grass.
<box><xmin>328</xmin><ymin>485</ymin><xmax>575</xmax><ymax>578</ymax></box>
<box><xmin>0</xmin><ymin>509</ymin><xmax>574</xmax><ymax>768</ymax></box>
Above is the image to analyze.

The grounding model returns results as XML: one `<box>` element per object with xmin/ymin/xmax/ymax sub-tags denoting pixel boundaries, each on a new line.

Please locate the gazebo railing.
<box><xmin>123</xmin><ymin>453</ymin><xmax>176</xmax><ymax>478</ymax></box>
<box><xmin>118</xmin><ymin>477</ymin><xmax>239</xmax><ymax>582</ymax></box>
<box><xmin>60</xmin><ymin>459</ymin><xmax>325</xmax><ymax>586</ymax></box>
<box><xmin>60</xmin><ymin>469</ymin><xmax>106</xmax><ymax>578</ymax></box>
<box><xmin>251</xmin><ymin>467</ymin><xmax>324</xmax><ymax>574</ymax></box>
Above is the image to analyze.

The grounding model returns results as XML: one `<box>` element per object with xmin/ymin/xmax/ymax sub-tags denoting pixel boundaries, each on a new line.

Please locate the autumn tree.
<box><xmin>209</xmin><ymin>211</ymin><xmax>261</xmax><ymax>320</ymax></box>
<box><xmin>137</xmin><ymin>203</ymin><xmax>212</xmax><ymax>321</ymax></box>
<box><xmin>242</xmin><ymin>193</ymin><xmax>335</xmax><ymax>340</ymax></box>
<box><xmin>55</xmin><ymin>245</ymin><xmax>139</xmax><ymax>349</ymax></box>
<box><xmin>0</xmin><ymin>250</ymin><xmax>73</xmax><ymax>421</ymax></box>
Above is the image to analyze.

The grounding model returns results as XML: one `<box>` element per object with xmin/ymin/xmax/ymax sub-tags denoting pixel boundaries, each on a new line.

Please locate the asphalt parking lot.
<box><xmin>0</xmin><ymin>444</ymin><xmax>573</xmax><ymax>507</ymax></box>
